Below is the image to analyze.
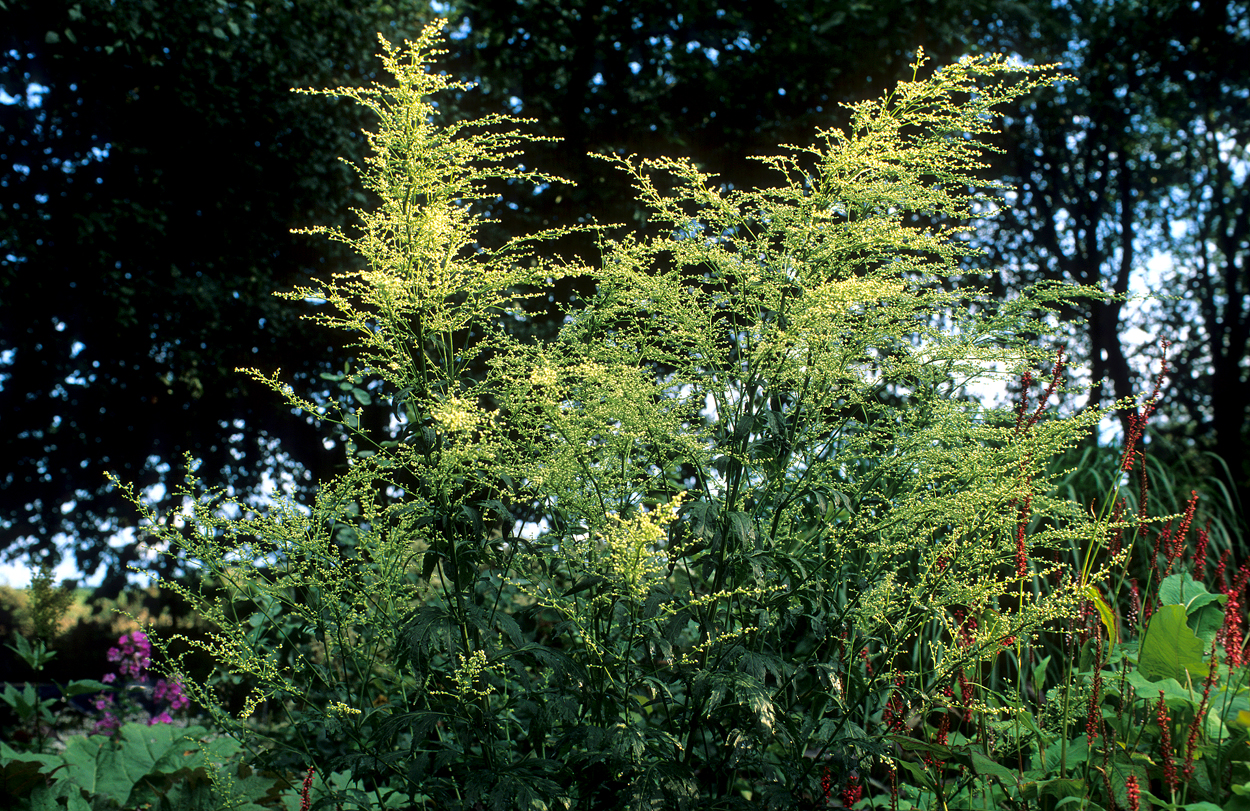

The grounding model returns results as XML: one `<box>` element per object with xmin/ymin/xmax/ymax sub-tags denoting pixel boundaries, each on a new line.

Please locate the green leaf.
<box><xmin>562</xmin><ymin>576</ymin><xmax>605</xmax><ymax>596</ymax></box>
<box><xmin>1139</xmin><ymin>604</ymin><xmax>1210</xmax><ymax>682</ymax></box>
<box><xmin>727</xmin><ymin>511</ymin><xmax>756</xmax><ymax>548</ymax></box>
<box><xmin>1032</xmin><ymin>654</ymin><xmax>1052</xmax><ymax>697</ymax></box>
<box><xmin>60</xmin><ymin>679</ymin><xmax>110</xmax><ymax>697</ymax></box>
<box><xmin>1158</xmin><ymin>572</ymin><xmax>1224</xmax><ymax>611</ymax></box>
<box><xmin>1021</xmin><ymin>778</ymin><xmax>1085</xmax><ymax>801</ymax></box>
<box><xmin>892</xmin><ymin>757</ymin><xmax>935</xmax><ymax>790</ymax></box>
<box><xmin>1085</xmin><ymin>584</ymin><xmax>1119</xmax><ymax>645</ymax></box>
<box><xmin>887</xmin><ymin>736</ymin><xmax>954</xmax><ymax>758</ymax></box>
<box><xmin>60</xmin><ymin>723</ymin><xmax>207</xmax><ymax>806</ymax></box>
<box><xmin>1124</xmin><ymin>670</ymin><xmax>1200</xmax><ymax>708</ymax></box>
<box><xmin>1</xmin><ymin>744</ymin><xmax>64</xmax><ymax>799</ymax></box>
<box><xmin>968</xmin><ymin>748</ymin><xmax>1017</xmax><ymax>783</ymax></box>
<box><xmin>60</xmin><ymin>735</ymin><xmax>128</xmax><ymax>803</ymax></box>
<box><xmin>28</xmin><ymin>779</ymin><xmax>91</xmax><ymax>811</ymax></box>
<box><xmin>1158</xmin><ymin>572</ymin><xmax>1227</xmax><ymax>643</ymax></box>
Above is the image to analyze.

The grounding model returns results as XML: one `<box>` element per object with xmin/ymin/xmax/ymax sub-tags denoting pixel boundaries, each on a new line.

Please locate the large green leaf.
<box><xmin>60</xmin><ymin>723</ymin><xmax>219</xmax><ymax>807</ymax></box>
<box><xmin>1157</xmin><ymin>572</ymin><xmax>1223</xmax><ymax>610</ymax></box>
<box><xmin>1138</xmin><ymin>604</ymin><xmax>1210</xmax><ymax>683</ymax></box>
<box><xmin>1158</xmin><ymin>572</ymin><xmax>1227</xmax><ymax>644</ymax></box>
<box><xmin>28</xmin><ymin>779</ymin><xmax>92</xmax><ymax>811</ymax></box>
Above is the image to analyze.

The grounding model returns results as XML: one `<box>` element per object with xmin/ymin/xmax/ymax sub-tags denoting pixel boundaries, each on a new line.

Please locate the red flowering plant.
<box><xmin>849</xmin><ymin>349</ymin><xmax>1250</xmax><ymax>810</ymax></box>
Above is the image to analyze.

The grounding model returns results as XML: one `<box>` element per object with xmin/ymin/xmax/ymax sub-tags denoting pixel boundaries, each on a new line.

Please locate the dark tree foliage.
<box><xmin>970</xmin><ymin>0</ymin><xmax>1250</xmax><ymax>525</ymax></box>
<box><xmin>0</xmin><ymin>0</ymin><xmax>435</xmax><ymax>594</ymax></box>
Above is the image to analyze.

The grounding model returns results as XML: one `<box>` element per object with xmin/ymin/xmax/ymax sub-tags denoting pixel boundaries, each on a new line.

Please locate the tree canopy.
<box><xmin>0</xmin><ymin>0</ymin><xmax>436</xmax><ymax>592</ymax></box>
<box><xmin>972</xmin><ymin>0</ymin><xmax>1250</xmax><ymax>519</ymax></box>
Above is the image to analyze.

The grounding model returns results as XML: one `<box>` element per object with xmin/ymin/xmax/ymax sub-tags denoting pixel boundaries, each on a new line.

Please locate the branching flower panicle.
<box><xmin>99</xmin><ymin>26</ymin><xmax>1148</xmax><ymax>810</ymax></box>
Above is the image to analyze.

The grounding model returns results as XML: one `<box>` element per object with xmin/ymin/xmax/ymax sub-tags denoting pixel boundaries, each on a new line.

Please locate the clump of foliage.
<box><xmin>23</xmin><ymin>565</ymin><xmax>75</xmax><ymax>644</ymax></box>
<box><xmin>111</xmin><ymin>23</ymin><xmax>1136</xmax><ymax>810</ymax></box>
<box><xmin>854</xmin><ymin>352</ymin><xmax>1250</xmax><ymax>810</ymax></box>
<box><xmin>1</xmin><ymin>720</ymin><xmax>283</xmax><ymax>811</ymax></box>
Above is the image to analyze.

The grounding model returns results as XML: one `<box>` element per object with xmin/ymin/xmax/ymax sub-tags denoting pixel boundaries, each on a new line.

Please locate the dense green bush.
<box><xmin>105</xmin><ymin>23</ymin><xmax>1175</xmax><ymax>810</ymax></box>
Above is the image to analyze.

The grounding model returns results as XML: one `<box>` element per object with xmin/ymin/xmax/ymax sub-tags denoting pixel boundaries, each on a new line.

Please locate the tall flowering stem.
<box><xmin>1079</xmin><ymin>346</ymin><xmax>1171</xmax><ymax>592</ymax></box>
<box><xmin>1120</xmin><ymin>341</ymin><xmax>1170</xmax><ymax>474</ymax></box>
<box><xmin>1183</xmin><ymin>644</ymin><xmax>1219</xmax><ymax>782</ymax></box>
<box><xmin>1218</xmin><ymin>560</ymin><xmax>1250</xmax><ymax>667</ymax></box>
<box><xmin>1126</xmin><ymin>774</ymin><xmax>1141</xmax><ymax>811</ymax></box>
<box><xmin>1156</xmin><ymin>691</ymin><xmax>1178</xmax><ymax>798</ymax></box>
<box><xmin>300</xmin><ymin>766</ymin><xmax>315</xmax><ymax>811</ymax></box>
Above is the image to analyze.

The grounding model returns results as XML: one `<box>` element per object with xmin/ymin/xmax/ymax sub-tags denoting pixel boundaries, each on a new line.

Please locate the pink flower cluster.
<box><xmin>91</xmin><ymin>630</ymin><xmax>189</xmax><ymax>734</ymax></box>
<box><xmin>104</xmin><ymin>630</ymin><xmax>151</xmax><ymax>681</ymax></box>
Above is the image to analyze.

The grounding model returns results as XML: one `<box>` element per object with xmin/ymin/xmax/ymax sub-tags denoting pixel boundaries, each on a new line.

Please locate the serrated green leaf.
<box><xmin>60</xmin><ymin>723</ymin><xmax>211</xmax><ymax>806</ymax></box>
<box><xmin>727</xmin><ymin>511</ymin><xmax>756</xmax><ymax>548</ymax></box>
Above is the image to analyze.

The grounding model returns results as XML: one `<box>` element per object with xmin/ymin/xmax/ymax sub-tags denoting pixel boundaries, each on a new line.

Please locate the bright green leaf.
<box><xmin>1139</xmin><ymin>604</ymin><xmax>1210</xmax><ymax>682</ymax></box>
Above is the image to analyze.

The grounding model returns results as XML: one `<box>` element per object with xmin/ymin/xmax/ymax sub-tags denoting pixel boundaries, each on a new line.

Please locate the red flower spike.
<box><xmin>1128</xmin><ymin>579</ymin><xmax>1142</xmax><ymax>629</ymax></box>
<box><xmin>1183</xmin><ymin>644</ymin><xmax>1219</xmax><ymax>781</ymax></box>
<box><xmin>1108</xmin><ymin>499</ymin><xmax>1125</xmax><ymax>558</ymax></box>
<box><xmin>1193</xmin><ymin>521</ymin><xmax>1211</xmax><ymax>581</ymax></box>
<box><xmin>841</xmin><ymin>773</ymin><xmax>863</xmax><ymax>808</ymax></box>
<box><xmin>1176</xmin><ymin>491</ymin><xmax>1199</xmax><ymax>555</ymax></box>
<box><xmin>1126</xmin><ymin>775</ymin><xmax>1141</xmax><ymax>811</ymax></box>
<box><xmin>883</xmin><ymin>672</ymin><xmax>908</xmax><ymax>733</ymax></box>
<box><xmin>300</xmin><ymin>766</ymin><xmax>315</xmax><ymax>811</ymax></box>
<box><xmin>1234</xmin><ymin>558</ymin><xmax>1250</xmax><ymax>598</ymax></box>
<box><xmin>1215</xmin><ymin>550</ymin><xmax>1231</xmax><ymax>594</ymax></box>
<box><xmin>1158</xmin><ymin>521</ymin><xmax>1177</xmax><ymax>577</ymax></box>
<box><xmin>1086</xmin><ymin>635</ymin><xmax>1105</xmax><ymax>750</ymax></box>
<box><xmin>859</xmin><ymin>646</ymin><xmax>874</xmax><ymax>678</ymax></box>
<box><xmin>1013</xmin><ymin>370</ymin><xmax>1034</xmax><ymax>435</ymax></box>
<box><xmin>1220</xmin><ymin>583</ymin><xmax>1245</xmax><ymax>668</ymax></box>
<box><xmin>1026</xmin><ymin>346</ymin><xmax>1065</xmax><ymax>431</ymax></box>
<box><xmin>1217</xmin><ymin>560</ymin><xmax>1250</xmax><ymax>667</ymax></box>
<box><xmin>1016</xmin><ymin>493</ymin><xmax>1032</xmax><ymax>578</ymax></box>
<box><xmin>936</xmin><ymin>687</ymin><xmax>954</xmax><ymax>747</ymax></box>
<box><xmin>1121</xmin><ymin>343</ymin><xmax>1170</xmax><ymax>473</ymax></box>
<box><xmin>1156</xmin><ymin>691</ymin><xmax>1178</xmax><ymax>796</ymax></box>
<box><xmin>957</xmin><ymin>668</ymin><xmax>975</xmax><ymax>723</ymax></box>
<box><xmin>1149</xmin><ymin>531</ymin><xmax>1163</xmax><ymax>588</ymax></box>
